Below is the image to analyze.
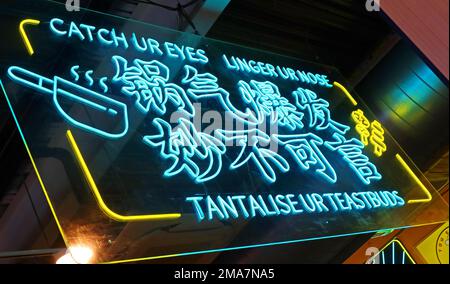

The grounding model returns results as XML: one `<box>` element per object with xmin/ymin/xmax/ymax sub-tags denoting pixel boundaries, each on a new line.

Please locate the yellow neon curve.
<box><xmin>333</xmin><ymin>81</ymin><xmax>358</xmax><ymax>106</ymax></box>
<box><xmin>66</xmin><ymin>130</ymin><xmax>182</xmax><ymax>222</ymax></box>
<box><xmin>19</xmin><ymin>19</ymin><xmax>40</xmax><ymax>56</ymax></box>
<box><xmin>396</xmin><ymin>154</ymin><xmax>432</xmax><ymax>204</ymax></box>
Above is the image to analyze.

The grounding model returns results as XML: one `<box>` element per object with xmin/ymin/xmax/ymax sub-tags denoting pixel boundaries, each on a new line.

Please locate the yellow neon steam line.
<box><xmin>395</xmin><ymin>154</ymin><xmax>432</xmax><ymax>204</ymax></box>
<box><xmin>66</xmin><ymin>130</ymin><xmax>182</xmax><ymax>222</ymax></box>
<box><xmin>19</xmin><ymin>19</ymin><xmax>40</xmax><ymax>56</ymax></box>
<box><xmin>333</xmin><ymin>81</ymin><xmax>358</xmax><ymax>106</ymax></box>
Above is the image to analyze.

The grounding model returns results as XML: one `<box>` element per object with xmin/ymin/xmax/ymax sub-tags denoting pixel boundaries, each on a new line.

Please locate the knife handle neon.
<box><xmin>8</xmin><ymin>66</ymin><xmax>53</xmax><ymax>95</ymax></box>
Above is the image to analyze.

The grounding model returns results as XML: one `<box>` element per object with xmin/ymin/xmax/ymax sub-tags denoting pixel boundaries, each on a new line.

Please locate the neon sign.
<box><xmin>0</xmin><ymin>0</ymin><xmax>447</xmax><ymax>263</ymax></box>
<box><xmin>50</xmin><ymin>18</ymin><xmax>209</xmax><ymax>64</ymax></box>
<box><xmin>7</xmin><ymin>58</ymin><xmax>384</xmax><ymax>191</ymax></box>
<box><xmin>187</xmin><ymin>191</ymin><xmax>405</xmax><ymax>221</ymax></box>
<box><xmin>8</xmin><ymin>30</ymin><xmax>385</xmax><ymax>192</ymax></box>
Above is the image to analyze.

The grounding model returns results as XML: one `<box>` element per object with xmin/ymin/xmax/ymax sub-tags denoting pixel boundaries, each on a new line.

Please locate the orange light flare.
<box><xmin>56</xmin><ymin>245</ymin><xmax>95</xmax><ymax>264</ymax></box>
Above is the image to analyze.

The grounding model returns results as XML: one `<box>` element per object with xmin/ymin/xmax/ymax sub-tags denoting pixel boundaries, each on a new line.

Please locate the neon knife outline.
<box><xmin>7</xmin><ymin>66</ymin><xmax>129</xmax><ymax>139</ymax></box>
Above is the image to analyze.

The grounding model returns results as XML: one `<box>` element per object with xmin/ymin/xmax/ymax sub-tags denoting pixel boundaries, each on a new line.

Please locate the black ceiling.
<box><xmin>50</xmin><ymin>0</ymin><xmax>394</xmax><ymax>78</ymax></box>
<box><xmin>207</xmin><ymin>0</ymin><xmax>393</xmax><ymax>77</ymax></box>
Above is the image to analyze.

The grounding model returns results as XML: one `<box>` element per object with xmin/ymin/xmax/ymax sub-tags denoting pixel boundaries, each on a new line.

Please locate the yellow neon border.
<box><xmin>66</xmin><ymin>130</ymin><xmax>182</xmax><ymax>222</ymax></box>
<box><xmin>19</xmin><ymin>19</ymin><xmax>40</xmax><ymax>56</ymax></box>
<box><xmin>333</xmin><ymin>81</ymin><xmax>358</xmax><ymax>106</ymax></box>
<box><xmin>372</xmin><ymin>239</ymin><xmax>416</xmax><ymax>264</ymax></box>
<box><xmin>396</xmin><ymin>154</ymin><xmax>433</xmax><ymax>204</ymax></box>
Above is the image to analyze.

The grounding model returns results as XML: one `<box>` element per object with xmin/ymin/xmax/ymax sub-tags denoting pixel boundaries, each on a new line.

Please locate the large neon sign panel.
<box><xmin>0</xmin><ymin>0</ymin><xmax>447</xmax><ymax>263</ymax></box>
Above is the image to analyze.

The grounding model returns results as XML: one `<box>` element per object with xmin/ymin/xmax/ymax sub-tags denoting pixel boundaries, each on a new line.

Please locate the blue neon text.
<box><xmin>186</xmin><ymin>191</ymin><xmax>406</xmax><ymax>221</ymax></box>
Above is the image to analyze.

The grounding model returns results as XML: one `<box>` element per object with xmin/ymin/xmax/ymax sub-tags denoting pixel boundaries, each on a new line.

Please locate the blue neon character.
<box><xmin>217</xmin><ymin>129</ymin><xmax>289</xmax><ymax>183</ymax></box>
<box><xmin>238</xmin><ymin>80</ymin><xmax>304</xmax><ymax>130</ymax></box>
<box><xmin>182</xmin><ymin>65</ymin><xmax>256</xmax><ymax>123</ymax></box>
<box><xmin>275</xmin><ymin>133</ymin><xmax>337</xmax><ymax>183</ymax></box>
<box><xmin>325</xmin><ymin>133</ymin><xmax>382</xmax><ymax>185</ymax></box>
<box><xmin>143</xmin><ymin>118</ymin><xmax>226</xmax><ymax>183</ymax></box>
<box><xmin>293</xmin><ymin>87</ymin><xmax>349</xmax><ymax>134</ymax></box>
<box><xmin>112</xmin><ymin>56</ymin><xmax>194</xmax><ymax>116</ymax></box>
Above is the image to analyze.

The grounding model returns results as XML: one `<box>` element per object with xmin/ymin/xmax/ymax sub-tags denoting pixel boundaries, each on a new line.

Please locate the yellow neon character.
<box><xmin>351</xmin><ymin>109</ymin><xmax>371</xmax><ymax>146</ymax></box>
<box><xmin>370</xmin><ymin>120</ymin><xmax>387</xmax><ymax>157</ymax></box>
<box><xmin>351</xmin><ymin>109</ymin><xmax>387</xmax><ymax>157</ymax></box>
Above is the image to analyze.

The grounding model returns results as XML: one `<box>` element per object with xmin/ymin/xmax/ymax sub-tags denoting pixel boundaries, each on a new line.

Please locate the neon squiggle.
<box><xmin>85</xmin><ymin>70</ymin><xmax>94</xmax><ymax>86</ymax></box>
<box><xmin>99</xmin><ymin>77</ymin><xmax>109</xmax><ymax>93</ymax></box>
<box><xmin>70</xmin><ymin>65</ymin><xmax>80</xmax><ymax>81</ymax></box>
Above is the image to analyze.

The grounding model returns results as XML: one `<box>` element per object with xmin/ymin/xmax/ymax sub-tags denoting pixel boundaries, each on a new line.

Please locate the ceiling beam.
<box><xmin>187</xmin><ymin>0</ymin><xmax>231</xmax><ymax>35</ymax></box>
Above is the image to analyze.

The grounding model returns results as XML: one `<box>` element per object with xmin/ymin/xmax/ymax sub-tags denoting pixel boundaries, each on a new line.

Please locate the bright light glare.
<box><xmin>56</xmin><ymin>246</ymin><xmax>94</xmax><ymax>264</ymax></box>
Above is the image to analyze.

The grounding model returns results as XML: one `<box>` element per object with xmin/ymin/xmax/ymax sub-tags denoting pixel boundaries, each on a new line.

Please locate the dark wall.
<box><xmin>356</xmin><ymin>40</ymin><xmax>449</xmax><ymax>171</ymax></box>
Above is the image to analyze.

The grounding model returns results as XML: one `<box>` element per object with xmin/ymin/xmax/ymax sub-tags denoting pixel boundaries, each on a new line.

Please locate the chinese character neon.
<box><xmin>112</xmin><ymin>55</ymin><xmax>194</xmax><ymax>116</ymax></box>
<box><xmin>238</xmin><ymin>80</ymin><xmax>304</xmax><ymax>130</ymax></box>
<box><xmin>325</xmin><ymin>133</ymin><xmax>382</xmax><ymax>185</ymax></box>
<box><xmin>293</xmin><ymin>87</ymin><xmax>349</xmax><ymax>134</ymax></box>
<box><xmin>182</xmin><ymin>65</ymin><xmax>256</xmax><ymax>124</ymax></box>
<box><xmin>275</xmin><ymin>133</ymin><xmax>337</xmax><ymax>183</ymax></box>
<box><xmin>217</xmin><ymin>129</ymin><xmax>289</xmax><ymax>183</ymax></box>
<box><xmin>143</xmin><ymin>118</ymin><xmax>226</xmax><ymax>183</ymax></box>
